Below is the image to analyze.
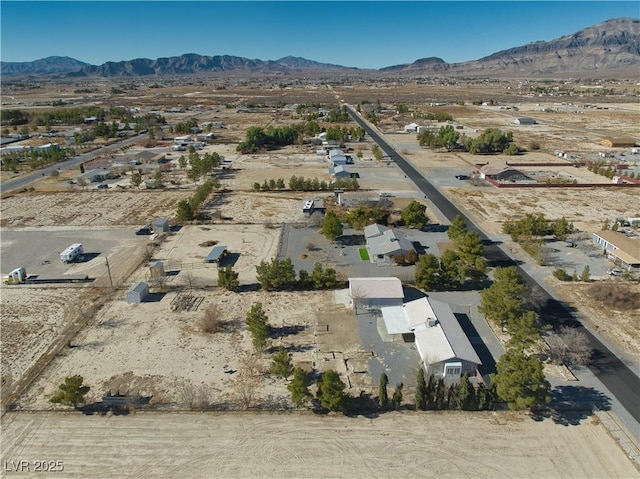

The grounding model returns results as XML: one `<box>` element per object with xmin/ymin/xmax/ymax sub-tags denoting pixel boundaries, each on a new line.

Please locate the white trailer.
<box><xmin>60</xmin><ymin>243</ymin><xmax>83</xmax><ymax>263</ymax></box>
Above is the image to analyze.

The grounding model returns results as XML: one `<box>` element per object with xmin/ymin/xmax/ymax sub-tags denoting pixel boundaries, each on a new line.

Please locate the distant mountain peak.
<box><xmin>275</xmin><ymin>56</ymin><xmax>350</xmax><ymax>70</ymax></box>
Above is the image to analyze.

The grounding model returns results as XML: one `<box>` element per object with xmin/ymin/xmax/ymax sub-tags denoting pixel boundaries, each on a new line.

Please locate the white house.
<box><xmin>364</xmin><ymin>224</ymin><xmax>415</xmax><ymax>266</ymax></box>
<box><xmin>348</xmin><ymin>277</ymin><xmax>404</xmax><ymax>310</ymax></box>
<box><xmin>328</xmin><ymin>149</ymin><xmax>350</xmax><ymax>165</ymax></box>
<box><xmin>381</xmin><ymin>297</ymin><xmax>481</xmax><ymax>382</ymax></box>
<box><xmin>404</xmin><ymin>123</ymin><xmax>420</xmax><ymax>133</ymax></box>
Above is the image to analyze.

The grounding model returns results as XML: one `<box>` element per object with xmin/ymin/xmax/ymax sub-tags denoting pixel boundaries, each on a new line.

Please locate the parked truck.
<box><xmin>60</xmin><ymin>243</ymin><xmax>83</xmax><ymax>263</ymax></box>
<box><xmin>2</xmin><ymin>267</ymin><xmax>91</xmax><ymax>285</ymax></box>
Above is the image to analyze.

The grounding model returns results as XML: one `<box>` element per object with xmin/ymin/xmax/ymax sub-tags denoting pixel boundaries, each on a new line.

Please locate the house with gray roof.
<box><xmin>364</xmin><ymin>223</ymin><xmax>414</xmax><ymax>266</ymax></box>
<box><xmin>381</xmin><ymin>297</ymin><xmax>481</xmax><ymax>382</ymax></box>
<box><xmin>328</xmin><ymin>164</ymin><xmax>351</xmax><ymax>179</ymax></box>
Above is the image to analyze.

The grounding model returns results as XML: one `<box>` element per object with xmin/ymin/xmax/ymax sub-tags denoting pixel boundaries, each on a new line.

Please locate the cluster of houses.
<box><xmin>348</xmin><ymin>277</ymin><xmax>482</xmax><ymax>383</ymax></box>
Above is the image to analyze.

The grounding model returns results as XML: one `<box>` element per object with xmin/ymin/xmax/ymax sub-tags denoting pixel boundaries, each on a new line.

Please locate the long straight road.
<box><xmin>346</xmin><ymin>106</ymin><xmax>640</xmax><ymax>424</ymax></box>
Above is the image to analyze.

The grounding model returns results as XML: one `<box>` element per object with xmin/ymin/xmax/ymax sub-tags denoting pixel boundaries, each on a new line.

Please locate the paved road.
<box><xmin>0</xmin><ymin>133</ymin><xmax>148</xmax><ymax>194</ymax></box>
<box><xmin>346</xmin><ymin>105</ymin><xmax>640</xmax><ymax>425</ymax></box>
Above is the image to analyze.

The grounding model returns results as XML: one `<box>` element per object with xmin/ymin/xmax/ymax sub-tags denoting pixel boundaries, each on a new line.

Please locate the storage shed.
<box><xmin>205</xmin><ymin>245</ymin><xmax>228</xmax><ymax>264</ymax></box>
<box><xmin>127</xmin><ymin>282</ymin><xmax>149</xmax><ymax>304</ymax></box>
<box><xmin>152</xmin><ymin>217</ymin><xmax>169</xmax><ymax>233</ymax></box>
<box><xmin>149</xmin><ymin>261</ymin><xmax>165</xmax><ymax>277</ymax></box>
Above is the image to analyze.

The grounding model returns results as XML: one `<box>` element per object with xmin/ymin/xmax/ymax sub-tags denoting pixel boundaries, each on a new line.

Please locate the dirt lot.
<box><xmin>2</xmin><ymin>410</ymin><xmax>637</xmax><ymax>479</ymax></box>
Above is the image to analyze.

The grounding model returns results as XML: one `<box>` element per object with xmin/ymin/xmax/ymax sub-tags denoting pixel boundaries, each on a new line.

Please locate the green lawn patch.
<box><xmin>358</xmin><ymin>248</ymin><xmax>370</xmax><ymax>261</ymax></box>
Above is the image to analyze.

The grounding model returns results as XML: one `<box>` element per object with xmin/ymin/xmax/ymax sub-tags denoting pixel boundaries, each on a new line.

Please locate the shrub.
<box><xmin>199</xmin><ymin>304</ymin><xmax>224</xmax><ymax>333</ymax></box>
<box><xmin>586</xmin><ymin>283</ymin><xmax>640</xmax><ymax>311</ymax></box>
<box><xmin>553</xmin><ymin>268</ymin><xmax>572</xmax><ymax>281</ymax></box>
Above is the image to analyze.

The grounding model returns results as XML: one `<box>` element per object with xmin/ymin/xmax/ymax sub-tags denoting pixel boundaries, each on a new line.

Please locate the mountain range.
<box><xmin>2</xmin><ymin>18</ymin><xmax>638</xmax><ymax>78</ymax></box>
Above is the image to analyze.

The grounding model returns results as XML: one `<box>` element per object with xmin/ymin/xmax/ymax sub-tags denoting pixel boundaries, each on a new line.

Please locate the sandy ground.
<box><xmin>1</xmin><ymin>410</ymin><xmax>637</xmax><ymax>479</ymax></box>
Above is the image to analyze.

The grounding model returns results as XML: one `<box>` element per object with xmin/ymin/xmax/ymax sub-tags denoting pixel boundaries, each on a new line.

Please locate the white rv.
<box><xmin>60</xmin><ymin>243</ymin><xmax>83</xmax><ymax>263</ymax></box>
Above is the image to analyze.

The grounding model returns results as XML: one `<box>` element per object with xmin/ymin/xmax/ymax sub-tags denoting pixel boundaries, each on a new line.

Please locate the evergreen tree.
<box><xmin>415</xmin><ymin>253</ymin><xmax>441</xmax><ymax>291</ymax></box>
<box><xmin>426</xmin><ymin>374</ymin><xmax>436</xmax><ymax>410</ymax></box>
<box><xmin>270</xmin><ymin>346</ymin><xmax>293</xmax><ymax>379</ymax></box>
<box><xmin>392</xmin><ymin>383</ymin><xmax>403</xmax><ymax>410</ymax></box>
<box><xmin>457</xmin><ymin>374</ymin><xmax>476</xmax><ymax>410</ymax></box>
<box><xmin>493</xmin><ymin>349</ymin><xmax>551</xmax><ymax>410</ymax></box>
<box><xmin>476</xmin><ymin>383</ymin><xmax>493</xmax><ymax>410</ymax></box>
<box><xmin>288</xmin><ymin>368</ymin><xmax>312</xmax><ymax>407</ymax></box>
<box><xmin>415</xmin><ymin>368</ymin><xmax>428</xmax><ymax>411</ymax></box>
<box><xmin>218</xmin><ymin>266</ymin><xmax>239</xmax><ymax>292</ymax></box>
<box><xmin>321</xmin><ymin>211</ymin><xmax>343</xmax><ymax>242</ymax></box>
<box><xmin>49</xmin><ymin>375</ymin><xmax>90</xmax><ymax>409</ymax></box>
<box><xmin>401</xmin><ymin>201</ymin><xmax>429</xmax><ymax>229</ymax></box>
<box><xmin>378</xmin><ymin>373</ymin><xmax>388</xmax><ymax>410</ymax></box>
<box><xmin>447</xmin><ymin>214</ymin><xmax>468</xmax><ymax>242</ymax></box>
<box><xmin>317</xmin><ymin>370</ymin><xmax>347</xmax><ymax>412</ymax></box>
<box><xmin>434</xmin><ymin>378</ymin><xmax>446</xmax><ymax>410</ymax></box>
<box><xmin>478</xmin><ymin>267</ymin><xmax>526</xmax><ymax>330</ymax></box>
<box><xmin>245</xmin><ymin>302</ymin><xmax>269</xmax><ymax>352</ymax></box>
<box><xmin>447</xmin><ymin>383</ymin><xmax>459</xmax><ymax>410</ymax></box>
<box><xmin>579</xmin><ymin>265</ymin><xmax>591</xmax><ymax>282</ymax></box>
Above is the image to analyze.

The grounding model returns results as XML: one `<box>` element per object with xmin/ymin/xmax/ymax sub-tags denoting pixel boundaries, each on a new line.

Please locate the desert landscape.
<box><xmin>2</xmin><ymin>70</ymin><xmax>640</xmax><ymax>477</ymax></box>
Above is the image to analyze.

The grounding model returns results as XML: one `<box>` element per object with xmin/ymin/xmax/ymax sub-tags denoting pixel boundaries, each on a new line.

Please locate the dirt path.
<box><xmin>1</xmin><ymin>410</ymin><xmax>637</xmax><ymax>478</ymax></box>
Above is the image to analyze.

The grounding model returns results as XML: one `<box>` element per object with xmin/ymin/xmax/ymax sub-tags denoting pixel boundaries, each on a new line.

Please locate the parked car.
<box><xmin>135</xmin><ymin>226</ymin><xmax>153</xmax><ymax>235</ymax></box>
<box><xmin>97</xmin><ymin>184</ymin><xmax>109</xmax><ymax>189</ymax></box>
<box><xmin>607</xmin><ymin>268</ymin><xmax>622</xmax><ymax>276</ymax></box>
<box><xmin>455</xmin><ymin>175</ymin><xmax>469</xmax><ymax>180</ymax></box>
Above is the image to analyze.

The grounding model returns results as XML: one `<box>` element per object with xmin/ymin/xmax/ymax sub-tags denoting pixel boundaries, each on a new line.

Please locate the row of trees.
<box><xmin>478</xmin><ymin>266</ymin><xmax>551</xmax><ymax>410</ymax></box>
<box><xmin>236</xmin><ymin>126</ymin><xmax>299</xmax><ymax>153</ymax></box>
<box><xmin>417</xmin><ymin>125</ymin><xmax>460</xmax><ymax>152</ymax></box>
<box><xmin>419</xmin><ymin>126</ymin><xmax>520</xmax><ymax>155</ymax></box>
<box><xmin>176</xmin><ymin>179</ymin><xmax>218</xmax><ymax>221</ymax></box>
<box><xmin>503</xmin><ymin>213</ymin><xmax>574</xmax><ymax>242</ymax></box>
<box><xmin>414</xmin><ymin>370</ymin><xmax>494</xmax><ymax>411</ymax></box>
<box><xmin>256</xmin><ymin>258</ymin><xmax>340</xmax><ymax>291</ymax></box>
<box><xmin>289</xmin><ymin>176</ymin><xmax>360</xmax><ymax>192</ymax></box>
<box><xmin>252</xmin><ymin>178</ymin><xmax>286</xmax><ymax>191</ymax></box>
<box><xmin>178</xmin><ymin>149</ymin><xmax>221</xmax><ymax>184</ymax></box>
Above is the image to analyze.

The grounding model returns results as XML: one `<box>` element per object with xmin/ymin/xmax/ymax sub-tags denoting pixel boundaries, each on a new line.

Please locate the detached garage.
<box><xmin>127</xmin><ymin>282</ymin><xmax>149</xmax><ymax>304</ymax></box>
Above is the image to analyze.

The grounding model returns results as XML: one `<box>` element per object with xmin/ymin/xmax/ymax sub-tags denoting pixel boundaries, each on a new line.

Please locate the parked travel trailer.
<box><xmin>60</xmin><ymin>243</ymin><xmax>83</xmax><ymax>263</ymax></box>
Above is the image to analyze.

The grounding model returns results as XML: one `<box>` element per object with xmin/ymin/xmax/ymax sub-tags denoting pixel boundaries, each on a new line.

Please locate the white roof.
<box><xmin>380</xmin><ymin>297</ymin><xmax>481</xmax><ymax>366</ymax></box>
<box><xmin>348</xmin><ymin>277</ymin><xmax>404</xmax><ymax>300</ymax></box>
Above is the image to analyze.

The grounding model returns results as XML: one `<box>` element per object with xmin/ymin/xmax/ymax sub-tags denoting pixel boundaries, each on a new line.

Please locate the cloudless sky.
<box><xmin>1</xmin><ymin>1</ymin><xmax>638</xmax><ymax>69</ymax></box>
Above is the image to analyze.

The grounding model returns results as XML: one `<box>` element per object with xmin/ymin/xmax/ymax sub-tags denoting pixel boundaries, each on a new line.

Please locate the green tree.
<box><xmin>49</xmin><ymin>375</ymin><xmax>90</xmax><ymax>409</ymax></box>
<box><xmin>310</xmin><ymin>262</ymin><xmax>338</xmax><ymax>290</ymax></box>
<box><xmin>176</xmin><ymin>199</ymin><xmax>194</xmax><ymax>222</ymax></box>
<box><xmin>476</xmin><ymin>383</ymin><xmax>493</xmax><ymax>410</ymax></box>
<box><xmin>218</xmin><ymin>266</ymin><xmax>239</xmax><ymax>292</ymax></box>
<box><xmin>401</xmin><ymin>201</ymin><xmax>429</xmax><ymax>229</ymax></box>
<box><xmin>391</xmin><ymin>383</ymin><xmax>403</xmax><ymax>410</ymax></box>
<box><xmin>447</xmin><ymin>214</ymin><xmax>468</xmax><ymax>242</ymax></box>
<box><xmin>245</xmin><ymin>302</ymin><xmax>269</xmax><ymax>352</ymax></box>
<box><xmin>457</xmin><ymin>374</ymin><xmax>476</xmax><ymax>411</ymax></box>
<box><xmin>434</xmin><ymin>378</ymin><xmax>446</xmax><ymax>410</ymax></box>
<box><xmin>553</xmin><ymin>217</ymin><xmax>574</xmax><ymax>241</ymax></box>
<box><xmin>579</xmin><ymin>265</ymin><xmax>591</xmax><ymax>282</ymax></box>
<box><xmin>130</xmin><ymin>171</ymin><xmax>142</xmax><ymax>188</ymax></box>
<box><xmin>288</xmin><ymin>367</ymin><xmax>312</xmax><ymax>407</ymax></box>
<box><xmin>378</xmin><ymin>373</ymin><xmax>388</xmax><ymax>410</ymax></box>
<box><xmin>270</xmin><ymin>346</ymin><xmax>293</xmax><ymax>379</ymax></box>
<box><xmin>321</xmin><ymin>210</ymin><xmax>343</xmax><ymax>241</ymax></box>
<box><xmin>415</xmin><ymin>253</ymin><xmax>441</xmax><ymax>291</ymax></box>
<box><xmin>493</xmin><ymin>349</ymin><xmax>551</xmax><ymax>410</ymax></box>
<box><xmin>426</xmin><ymin>374</ymin><xmax>436</xmax><ymax>410</ymax></box>
<box><xmin>507</xmin><ymin>310</ymin><xmax>541</xmax><ymax>350</ymax></box>
<box><xmin>317</xmin><ymin>370</ymin><xmax>347</xmax><ymax>412</ymax></box>
<box><xmin>415</xmin><ymin>368</ymin><xmax>428</xmax><ymax>411</ymax></box>
<box><xmin>255</xmin><ymin>258</ymin><xmax>297</xmax><ymax>291</ymax></box>
<box><xmin>478</xmin><ymin>267</ymin><xmax>526</xmax><ymax>330</ymax></box>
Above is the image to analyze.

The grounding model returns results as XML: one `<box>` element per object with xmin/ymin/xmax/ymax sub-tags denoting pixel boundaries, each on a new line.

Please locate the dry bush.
<box><xmin>586</xmin><ymin>283</ymin><xmax>640</xmax><ymax>311</ymax></box>
<box><xmin>306</xmin><ymin>242</ymin><xmax>316</xmax><ymax>251</ymax></box>
<box><xmin>547</xmin><ymin>326</ymin><xmax>592</xmax><ymax>367</ymax></box>
<box><xmin>199</xmin><ymin>240</ymin><xmax>218</xmax><ymax>247</ymax></box>
<box><xmin>199</xmin><ymin>304</ymin><xmax>224</xmax><ymax>333</ymax></box>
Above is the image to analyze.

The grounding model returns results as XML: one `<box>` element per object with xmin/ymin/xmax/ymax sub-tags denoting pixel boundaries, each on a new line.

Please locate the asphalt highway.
<box><xmin>347</xmin><ymin>106</ymin><xmax>640</xmax><ymax>424</ymax></box>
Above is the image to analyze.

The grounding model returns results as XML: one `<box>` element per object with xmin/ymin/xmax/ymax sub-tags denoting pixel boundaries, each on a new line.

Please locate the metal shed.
<box><xmin>152</xmin><ymin>217</ymin><xmax>169</xmax><ymax>233</ymax></box>
<box><xmin>205</xmin><ymin>245</ymin><xmax>228</xmax><ymax>263</ymax></box>
<box><xmin>127</xmin><ymin>282</ymin><xmax>149</xmax><ymax>304</ymax></box>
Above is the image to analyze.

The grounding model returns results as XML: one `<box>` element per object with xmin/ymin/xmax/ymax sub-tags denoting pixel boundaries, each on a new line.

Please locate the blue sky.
<box><xmin>1</xmin><ymin>1</ymin><xmax>638</xmax><ymax>69</ymax></box>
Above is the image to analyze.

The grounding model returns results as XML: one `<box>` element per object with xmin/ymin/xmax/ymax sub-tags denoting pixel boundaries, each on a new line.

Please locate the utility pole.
<box><xmin>105</xmin><ymin>256</ymin><xmax>114</xmax><ymax>289</ymax></box>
